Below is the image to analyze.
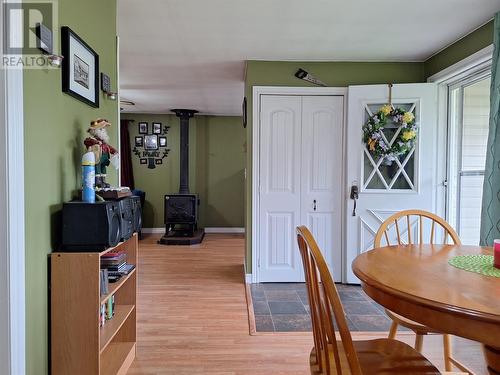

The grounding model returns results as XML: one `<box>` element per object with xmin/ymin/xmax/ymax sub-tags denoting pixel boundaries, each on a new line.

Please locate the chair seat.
<box><xmin>386</xmin><ymin>309</ymin><xmax>442</xmax><ymax>335</ymax></box>
<box><xmin>310</xmin><ymin>338</ymin><xmax>441</xmax><ymax>374</ymax></box>
<box><xmin>356</xmin><ymin>339</ymin><xmax>442</xmax><ymax>374</ymax></box>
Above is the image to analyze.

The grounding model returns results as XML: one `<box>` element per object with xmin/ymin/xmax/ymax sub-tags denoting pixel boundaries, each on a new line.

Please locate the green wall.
<box><xmin>124</xmin><ymin>114</ymin><xmax>245</xmax><ymax>228</ymax></box>
<box><xmin>424</xmin><ymin>20</ymin><xmax>494</xmax><ymax>78</ymax></box>
<box><xmin>23</xmin><ymin>0</ymin><xmax>118</xmax><ymax>373</ymax></box>
<box><xmin>244</xmin><ymin>61</ymin><xmax>426</xmax><ymax>272</ymax></box>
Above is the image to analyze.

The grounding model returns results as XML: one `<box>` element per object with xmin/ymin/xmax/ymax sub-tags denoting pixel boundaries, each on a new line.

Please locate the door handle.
<box><xmin>313</xmin><ymin>199</ymin><xmax>317</xmax><ymax>211</ymax></box>
<box><xmin>350</xmin><ymin>184</ymin><xmax>359</xmax><ymax>217</ymax></box>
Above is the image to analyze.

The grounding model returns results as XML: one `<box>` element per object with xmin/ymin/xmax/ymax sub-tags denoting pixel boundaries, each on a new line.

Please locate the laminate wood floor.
<box><xmin>128</xmin><ymin>233</ymin><xmax>487</xmax><ymax>375</ymax></box>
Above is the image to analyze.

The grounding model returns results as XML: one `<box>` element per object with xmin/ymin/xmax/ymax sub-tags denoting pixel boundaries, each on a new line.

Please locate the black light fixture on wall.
<box><xmin>294</xmin><ymin>68</ymin><xmax>327</xmax><ymax>87</ymax></box>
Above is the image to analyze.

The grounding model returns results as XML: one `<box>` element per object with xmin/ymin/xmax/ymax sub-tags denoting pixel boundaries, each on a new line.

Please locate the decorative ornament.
<box><xmin>362</xmin><ymin>105</ymin><xmax>417</xmax><ymax>165</ymax></box>
<box><xmin>84</xmin><ymin>118</ymin><xmax>119</xmax><ymax>189</ymax></box>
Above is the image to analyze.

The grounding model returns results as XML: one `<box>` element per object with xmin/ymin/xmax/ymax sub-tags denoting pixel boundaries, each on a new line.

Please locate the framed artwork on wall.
<box><xmin>138</xmin><ymin>122</ymin><xmax>148</xmax><ymax>134</ymax></box>
<box><xmin>144</xmin><ymin>135</ymin><xmax>158</xmax><ymax>150</ymax></box>
<box><xmin>134</xmin><ymin>136</ymin><xmax>143</xmax><ymax>147</ymax></box>
<box><xmin>159</xmin><ymin>136</ymin><xmax>167</xmax><ymax>147</ymax></box>
<box><xmin>61</xmin><ymin>26</ymin><xmax>99</xmax><ymax>107</ymax></box>
<box><xmin>140</xmin><ymin>158</ymin><xmax>147</xmax><ymax>165</ymax></box>
<box><xmin>155</xmin><ymin>159</ymin><xmax>163</xmax><ymax>165</ymax></box>
<box><xmin>153</xmin><ymin>122</ymin><xmax>162</xmax><ymax>134</ymax></box>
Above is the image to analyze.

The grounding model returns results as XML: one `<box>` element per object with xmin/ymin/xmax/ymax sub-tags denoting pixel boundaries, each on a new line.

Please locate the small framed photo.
<box><xmin>159</xmin><ymin>136</ymin><xmax>167</xmax><ymax>147</ymax></box>
<box><xmin>155</xmin><ymin>159</ymin><xmax>163</xmax><ymax>165</ymax></box>
<box><xmin>153</xmin><ymin>122</ymin><xmax>162</xmax><ymax>134</ymax></box>
<box><xmin>144</xmin><ymin>135</ymin><xmax>158</xmax><ymax>150</ymax></box>
<box><xmin>138</xmin><ymin>122</ymin><xmax>148</xmax><ymax>134</ymax></box>
<box><xmin>134</xmin><ymin>136</ymin><xmax>143</xmax><ymax>147</ymax></box>
<box><xmin>139</xmin><ymin>158</ymin><xmax>147</xmax><ymax>165</ymax></box>
<box><xmin>61</xmin><ymin>27</ymin><xmax>99</xmax><ymax>107</ymax></box>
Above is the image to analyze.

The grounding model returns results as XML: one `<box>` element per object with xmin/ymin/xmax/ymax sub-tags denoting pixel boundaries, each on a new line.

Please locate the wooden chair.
<box><xmin>374</xmin><ymin>209</ymin><xmax>473</xmax><ymax>374</ymax></box>
<box><xmin>296</xmin><ymin>225</ymin><xmax>444</xmax><ymax>375</ymax></box>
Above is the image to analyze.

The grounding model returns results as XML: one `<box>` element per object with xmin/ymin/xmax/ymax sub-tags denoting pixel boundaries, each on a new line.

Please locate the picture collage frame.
<box><xmin>133</xmin><ymin>121</ymin><xmax>171</xmax><ymax>169</ymax></box>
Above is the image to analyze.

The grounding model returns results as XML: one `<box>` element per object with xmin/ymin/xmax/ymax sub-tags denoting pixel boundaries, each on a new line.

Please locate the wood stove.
<box><xmin>164</xmin><ymin>194</ymin><xmax>198</xmax><ymax>236</ymax></box>
<box><xmin>159</xmin><ymin>109</ymin><xmax>205</xmax><ymax>245</ymax></box>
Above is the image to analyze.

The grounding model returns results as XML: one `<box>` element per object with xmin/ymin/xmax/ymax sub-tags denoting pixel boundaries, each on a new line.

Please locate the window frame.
<box><xmin>428</xmin><ymin>45</ymin><xmax>493</xmax><ymax>232</ymax></box>
<box><xmin>447</xmin><ymin>71</ymin><xmax>491</xmax><ymax>236</ymax></box>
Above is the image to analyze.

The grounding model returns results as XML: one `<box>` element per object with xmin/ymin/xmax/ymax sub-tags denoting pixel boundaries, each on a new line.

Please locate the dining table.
<box><xmin>352</xmin><ymin>244</ymin><xmax>500</xmax><ymax>375</ymax></box>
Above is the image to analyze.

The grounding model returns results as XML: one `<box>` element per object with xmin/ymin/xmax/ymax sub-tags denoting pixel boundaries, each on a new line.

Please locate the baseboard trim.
<box><xmin>142</xmin><ymin>227</ymin><xmax>245</xmax><ymax>234</ymax></box>
<box><xmin>141</xmin><ymin>228</ymin><xmax>164</xmax><ymax>234</ymax></box>
<box><xmin>204</xmin><ymin>227</ymin><xmax>245</xmax><ymax>234</ymax></box>
<box><xmin>245</xmin><ymin>274</ymin><xmax>252</xmax><ymax>283</ymax></box>
<box><xmin>244</xmin><ymin>282</ymin><xmax>257</xmax><ymax>335</ymax></box>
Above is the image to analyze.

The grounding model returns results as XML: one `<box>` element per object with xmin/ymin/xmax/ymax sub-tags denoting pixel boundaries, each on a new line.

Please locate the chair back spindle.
<box><xmin>373</xmin><ymin>209</ymin><xmax>461</xmax><ymax>248</ymax></box>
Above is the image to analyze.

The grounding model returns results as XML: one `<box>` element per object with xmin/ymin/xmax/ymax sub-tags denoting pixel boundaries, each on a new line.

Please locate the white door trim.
<box><xmin>251</xmin><ymin>86</ymin><xmax>348</xmax><ymax>283</ymax></box>
<box><xmin>116</xmin><ymin>35</ymin><xmax>121</xmax><ymax>185</ymax></box>
<box><xmin>0</xmin><ymin>1</ymin><xmax>26</xmax><ymax>373</ymax></box>
<box><xmin>427</xmin><ymin>44</ymin><xmax>493</xmax><ymax>84</ymax></box>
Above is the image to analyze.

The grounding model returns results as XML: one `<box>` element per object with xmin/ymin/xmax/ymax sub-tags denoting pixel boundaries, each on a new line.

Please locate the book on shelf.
<box><xmin>100</xmin><ymin>295</ymin><xmax>116</xmax><ymax>326</ymax></box>
<box><xmin>100</xmin><ymin>304</ymin><xmax>106</xmax><ymax>327</ymax></box>
<box><xmin>107</xmin><ymin>263</ymin><xmax>135</xmax><ymax>277</ymax></box>
<box><xmin>100</xmin><ymin>269</ymin><xmax>109</xmax><ymax>296</ymax></box>
<box><xmin>101</xmin><ymin>250</ymin><xmax>126</xmax><ymax>259</ymax></box>
<box><xmin>102</xmin><ymin>262</ymin><xmax>127</xmax><ymax>272</ymax></box>
<box><xmin>100</xmin><ymin>252</ymin><xmax>127</xmax><ymax>267</ymax></box>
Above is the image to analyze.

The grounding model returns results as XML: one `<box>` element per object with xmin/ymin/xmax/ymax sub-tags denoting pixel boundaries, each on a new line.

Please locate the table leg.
<box><xmin>484</xmin><ymin>345</ymin><xmax>500</xmax><ymax>374</ymax></box>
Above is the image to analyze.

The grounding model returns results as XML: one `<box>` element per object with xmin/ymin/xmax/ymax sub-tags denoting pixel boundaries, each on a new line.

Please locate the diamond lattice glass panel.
<box><xmin>363</xmin><ymin>103</ymin><xmax>417</xmax><ymax>191</ymax></box>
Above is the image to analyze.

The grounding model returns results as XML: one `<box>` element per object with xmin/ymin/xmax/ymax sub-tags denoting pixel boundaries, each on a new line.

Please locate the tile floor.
<box><xmin>251</xmin><ymin>283</ymin><xmax>403</xmax><ymax>332</ymax></box>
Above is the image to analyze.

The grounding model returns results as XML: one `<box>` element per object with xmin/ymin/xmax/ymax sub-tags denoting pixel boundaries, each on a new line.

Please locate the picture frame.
<box><xmin>153</xmin><ymin>122</ymin><xmax>162</xmax><ymax>134</ymax></box>
<box><xmin>134</xmin><ymin>136</ymin><xmax>143</xmax><ymax>147</ymax></box>
<box><xmin>155</xmin><ymin>159</ymin><xmax>163</xmax><ymax>165</ymax></box>
<box><xmin>140</xmin><ymin>158</ymin><xmax>147</xmax><ymax>165</ymax></box>
<box><xmin>159</xmin><ymin>136</ymin><xmax>167</xmax><ymax>147</ymax></box>
<box><xmin>61</xmin><ymin>26</ymin><xmax>99</xmax><ymax>107</ymax></box>
<box><xmin>138</xmin><ymin>122</ymin><xmax>148</xmax><ymax>134</ymax></box>
<box><xmin>144</xmin><ymin>135</ymin><xmax>158</xmax><ymax>150</ymax></box>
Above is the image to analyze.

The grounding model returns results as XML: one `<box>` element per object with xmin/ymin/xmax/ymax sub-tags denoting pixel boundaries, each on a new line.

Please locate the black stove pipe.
<box><xmin>172</xmin><ymin>109</ymin><xmax>198</xmax><ymax>195</ymax></box>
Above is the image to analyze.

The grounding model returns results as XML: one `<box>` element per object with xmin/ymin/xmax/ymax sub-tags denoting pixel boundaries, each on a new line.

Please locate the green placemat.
<box><xmin>449</xmin><ymin>255</ymin><xmax>500</xmax><ymax>278</ymax></box>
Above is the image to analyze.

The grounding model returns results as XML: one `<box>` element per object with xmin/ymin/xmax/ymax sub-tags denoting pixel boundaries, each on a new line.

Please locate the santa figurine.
<box><xmin>84</xmin><ymin>118</ymin><xmax>118</xmax><ymax>189</ymax></box>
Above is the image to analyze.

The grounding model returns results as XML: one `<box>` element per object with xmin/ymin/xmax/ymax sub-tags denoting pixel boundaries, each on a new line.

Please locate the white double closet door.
<box><xmin>258</xmin><ymin>95</ymin><xmax>344</xmax><ymax>282</ymax></box>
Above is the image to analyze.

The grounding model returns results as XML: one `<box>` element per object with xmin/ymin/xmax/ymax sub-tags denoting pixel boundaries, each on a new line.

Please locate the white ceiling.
<box><xmin>118</xmin><ymin>0</ymin><xmax>499</xmax><ymax>115</ymax></box>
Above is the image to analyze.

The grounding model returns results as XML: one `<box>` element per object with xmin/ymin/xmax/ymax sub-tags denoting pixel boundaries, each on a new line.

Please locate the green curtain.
<box><xmin>480</xmin><ymin>13</ymin><xmax>500</xmax><ymax>246</ymax></box>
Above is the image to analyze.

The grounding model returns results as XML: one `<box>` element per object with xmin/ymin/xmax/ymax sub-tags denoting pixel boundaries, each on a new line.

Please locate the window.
<box><xmin>447</xmin><ymin>74</ymin><xmax>491</xmax><ymax>245</ymax></box>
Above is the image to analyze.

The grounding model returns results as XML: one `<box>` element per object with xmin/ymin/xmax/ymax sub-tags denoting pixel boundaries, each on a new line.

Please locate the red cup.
<box><xmin>494</xmin><ymin>240</ymin><xmax>500</xmax><ymax>269</ymax></box>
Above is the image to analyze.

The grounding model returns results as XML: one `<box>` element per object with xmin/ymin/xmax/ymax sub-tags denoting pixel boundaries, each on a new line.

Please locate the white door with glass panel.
<box><xmin>258</xmin><ymin>95</ymin><xmax>344</xmax><ymax>282</ymax></box>
<box><xmin>345</xmin><ymin>84</ymin><xmax>438</xmax><ymax>283</ymax></box>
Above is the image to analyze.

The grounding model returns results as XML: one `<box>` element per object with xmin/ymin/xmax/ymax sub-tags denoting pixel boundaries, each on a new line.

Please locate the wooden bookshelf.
<box><xmin>51</xmin><ymin>233</ymin><xmax>138</xmax><ymax>375</ymax></box>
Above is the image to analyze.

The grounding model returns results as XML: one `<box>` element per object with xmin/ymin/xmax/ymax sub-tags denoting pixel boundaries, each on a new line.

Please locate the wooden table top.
<box><xmin>352</xmin><ymin>244</ymin><xmax>500</xmax><ymax>325</ymax></box>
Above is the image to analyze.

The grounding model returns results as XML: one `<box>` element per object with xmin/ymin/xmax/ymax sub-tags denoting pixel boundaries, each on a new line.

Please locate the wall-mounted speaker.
<box><xmin>62</xmin><ymin>201</ymin><xmax>121</xmax><ymax>251</ymax></box>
